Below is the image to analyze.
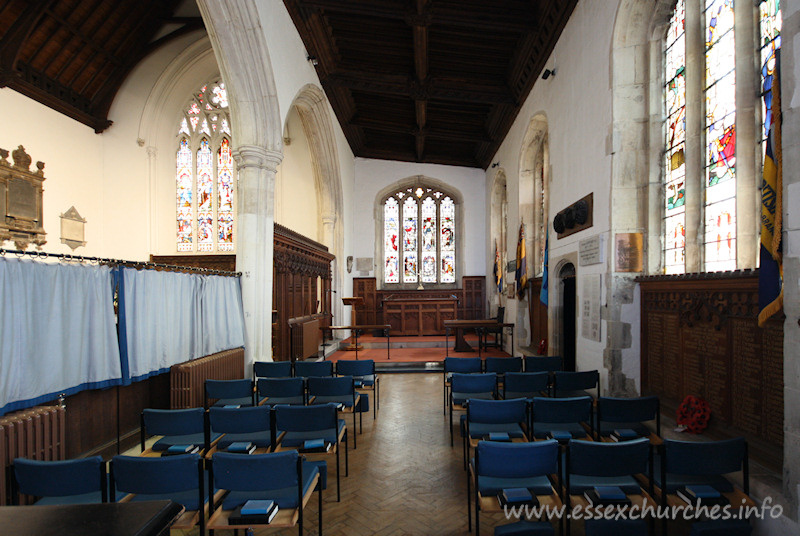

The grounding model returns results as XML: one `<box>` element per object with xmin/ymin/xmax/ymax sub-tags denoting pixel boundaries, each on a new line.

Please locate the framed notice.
<box><xmin>615</xmin><ymin>233</ymin><xmax>643</xmax><ymax>272</ymax></box>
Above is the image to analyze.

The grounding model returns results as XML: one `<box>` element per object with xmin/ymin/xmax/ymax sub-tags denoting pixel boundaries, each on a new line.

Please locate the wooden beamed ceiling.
<box><xmin>0</xmin><ymin>0</ymin><xmax>202</xmax><ymax>132</ymax></box>
<box><xmin>285</xmin><ymin>0</ymin><xmax>577</xmax><ymax>169</ymax></box>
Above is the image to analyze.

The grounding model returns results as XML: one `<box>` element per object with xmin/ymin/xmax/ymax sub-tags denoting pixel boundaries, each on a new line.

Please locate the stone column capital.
<box><xmin>321</xmin><ymin>213</ymin><xmax>337</xmax><ymax>226</ymax></box>
<box><xmin>234</xmin><ymin>145</ymin><xmax>283</xmax><ymax>173</ymax></box>
<box><xmin>145</xmin><ymin>146</ymin><xmax>157</xmax><ymax>158</ymax></box>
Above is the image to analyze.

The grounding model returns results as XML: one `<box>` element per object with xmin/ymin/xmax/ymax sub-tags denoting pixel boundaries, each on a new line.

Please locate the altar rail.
<box><xmin>170</xmin><ymin>348</ymin><xmax>244</xmax><ymax>409</ymax></box>
<box><xmin>636</xmin><ymin>270</ymin><xmax>783</xmax><ymax>470</ymax></box>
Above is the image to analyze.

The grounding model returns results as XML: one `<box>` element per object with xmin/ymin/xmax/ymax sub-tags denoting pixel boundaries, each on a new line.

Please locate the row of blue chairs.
<box><xmin>12</xmin><ymin>449</ymin><xmax>324</xmax><ymax>536</ymax></box>
<box><xmin>141</xmin><ymin>403</ymin><xmax>349</xmax><ymax>501</ymax></box>
<box><xmin>470</xmin><ymin>437</ymin><xmax>753</xmax><ymax>536</ymax></box>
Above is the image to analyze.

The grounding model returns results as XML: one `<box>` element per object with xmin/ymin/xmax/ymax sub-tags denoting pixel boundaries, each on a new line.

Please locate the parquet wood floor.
<box><xmin>201</xmin><ymin>373</ymin><xmax>537</xmax><ymax>536</ymax></box>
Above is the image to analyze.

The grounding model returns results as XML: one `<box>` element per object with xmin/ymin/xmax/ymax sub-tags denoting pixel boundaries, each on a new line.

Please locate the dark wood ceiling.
<box><xmin>0</xmin><ymin>0</ymin><xmax>202</xmax><ymax>132</ymax></box>
<box><xmin>284</xmin><ymin>0</ymin><xmax>577</xmax><ymax>169</ymax></box>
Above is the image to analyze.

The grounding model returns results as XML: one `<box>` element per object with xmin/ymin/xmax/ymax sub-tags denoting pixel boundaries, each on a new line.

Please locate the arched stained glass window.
<box><xmin>175</xmin><ymin>79</ymin><xmax>235</xmax><ymax>253</ymax></box>
<box><xmin>759</xmin><ymin>0</ymin><xmax>781</xmax><ymax>147</ymax></box>
<box><xmin>383</xmin><ymin>183</ymin><xmax>457</xmax><ymax>285</ymax></box>
<box><xmin>664</xmin><ymin>0</ymin><xmax>686</xmax><ymax>274</ymax></box>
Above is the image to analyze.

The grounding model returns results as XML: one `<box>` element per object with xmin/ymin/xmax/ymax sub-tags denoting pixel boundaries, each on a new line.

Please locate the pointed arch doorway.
<box><xmin>559</xmin><ymin>263</ymin><xmax>576</xmax><ymax>371</ymax></box>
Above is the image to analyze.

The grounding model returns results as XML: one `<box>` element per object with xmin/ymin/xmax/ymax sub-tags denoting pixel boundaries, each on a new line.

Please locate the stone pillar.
<box><xmin>734</xmin><ymin>0</ymin><xmax>758</xmax><ymax>269</ymax></box>
<box><xmin>683</xmin><ymin>0</ymin><xmax>703</xmax><ymax>272</ymax></box>
<box><xmin>146</xmin><ymin>145</ymin><xmax>158</xmax><ymax>254</ymax></box>
<box><xmin>234</xmin><ymin>145</ymin><xmax>282</xmax><ymax>364</ymax></box>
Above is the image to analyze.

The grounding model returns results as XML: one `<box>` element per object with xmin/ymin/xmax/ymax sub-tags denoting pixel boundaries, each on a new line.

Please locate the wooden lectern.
<box><xmin>341</xmin><ymin>296</ymin><xmax>364</xmax><ymax>351</ymax></box>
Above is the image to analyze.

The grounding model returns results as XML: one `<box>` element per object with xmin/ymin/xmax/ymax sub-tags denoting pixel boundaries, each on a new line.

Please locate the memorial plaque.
<box><xmin>681</xmin><ymin>326</ymin><xmax>707</xmax><ymax>399</ymax></box>
<box><xmin>579</xmin><ymin>235</ymin><xmax>603</xmax><ymax>266</ymax></box>
<box><xmin>762</xmin><ymin>323</ymin><xmax>784</xmax><ymax>444</ymax></box>
<box><xmin>731</xmin><ymin>319</ymin><xmax>762</xmax><ymax>436</ymax></box>
<box><xmin>645</xmin><ymin>313</ymin><xmax>664</xmax><ymax>393</ymax></box>
<box><xmin>662</xmin><ymin>315</ymin><xmax>681</xmax><ymax>396</ymax></box>
<box><xmin>615</xmin><ymin>233</ymin><xmax>643</xmax><ymax>272</ymax></box>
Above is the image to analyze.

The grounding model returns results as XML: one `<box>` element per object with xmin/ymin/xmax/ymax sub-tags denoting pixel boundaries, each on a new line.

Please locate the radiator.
<box><xmin>169</xmin><ymin>348</ymin><xmax>245</xmax><ymax>409</ymax></box>
<box><xmin>289</xmin><ymin>314</ymin><xmax>323</xmax><ymax>361</ymax></box>
<box><xmin>0</xmin><ymin>405</ymin><xmax>66</xmax><ymax>505</ymax></box>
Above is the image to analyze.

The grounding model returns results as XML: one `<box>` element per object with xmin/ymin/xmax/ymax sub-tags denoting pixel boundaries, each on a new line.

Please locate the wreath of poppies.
<box><xmin>676</xmin><ymin>395</ymin><xmax>711</xmax><ymax>434</ymax></box>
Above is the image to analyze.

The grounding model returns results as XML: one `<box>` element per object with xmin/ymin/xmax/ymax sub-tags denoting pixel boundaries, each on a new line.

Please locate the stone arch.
<box><xmin>197</xmin><ymin>0</ymin><xmax>284</xmax><ymax>363</ymax></box>
<box><xmin>289</xmin><ymin>84</ymin><xmax>346</xmax><ymax>324</ymax></box>
<box><xmin>489</xmin><ymin>170</ymin><xmax>508</xmax><ymax>306</ymax></box>
<box><xmin>519</xmin><ymin>113</ymin><xmax>549</xmax><ymax>277</ymax></box>
<box><xmin>373</xmin><ymin>175</ymin><xmax>464</xmax><ymax>289</ymax></box>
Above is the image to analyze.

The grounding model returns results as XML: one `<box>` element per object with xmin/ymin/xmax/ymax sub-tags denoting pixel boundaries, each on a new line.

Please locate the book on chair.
<box><xmin>162</xmin><ymin>444</ymin><xmax>199</xmax><ymax>456</ymax></box>
<box><xmin>300</xmin><ymin>438</ymin><xmax>331</xmax><ymax>453</ymax></box>
<box><xmin>675</xmin><ymin>485</ymin><xmax>729</xmax><ymax>507</ymax></box>
<box><xmin>583</xmin><ymin>486</ymin><xmax>631</xmax><ymax>506</ymax></box>
<box><xmin>229</xmin><ymin>500</ymin><xmax>278</xmax><ymax>525</ymax></box>
<box><xmin>610</xmin><ymin>429</ymin><xmax>639</xmax><ymax>442</ymax></box>
<box><xmin>498</xmin><ymin>488</ymin><xmax>539</xmax><ymax>507</ymax></box>
<box><xmin>227</xmin><ymin>441</ymin><xmax>256</xmax><ymax>454</ymax></box>
<box><xmin>485</xmin><ymin>432</ymin><xmax>511</xmax><ymax>442</ymax></box>
<box><xmin>548</xmin><ymin>430</ymin><xmax>571</xmax><ymax>444</ymax></box>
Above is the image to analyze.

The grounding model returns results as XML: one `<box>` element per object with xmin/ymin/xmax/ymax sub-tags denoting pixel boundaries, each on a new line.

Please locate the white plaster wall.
<box><xmin>486</xmin><ymin>0</ymin><xmax>617</xmax><ymax>376</ymax></box>
<box><xmin>352</xmin><ymin>158</ymin><xmax>487</xmax><ymax>289</ymax></box>
<box><xmin>275</xmin><ymin>107</ymin><xmax>319</xmax><ymax>240</ymax></box>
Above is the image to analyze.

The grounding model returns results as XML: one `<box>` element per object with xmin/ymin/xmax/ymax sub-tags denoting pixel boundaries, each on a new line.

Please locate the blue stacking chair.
<box><xmin>596</xmin><ymin>396</ymin><xmax>660</xmax><ymax>441</ymax></box>
<box><xmin>658</xmin><ymin>438</ymin><xmax>752</xmax><ymax>535</ymax></box>
<box><xmin>523</xmin><ymin>356</ymin><xmax>562</xmax><ymax>373</ymax></box>
<box><xmin>206</xmin><ymin>405</ymin><xmax>274</xmax><ymax>454</ymax></box>
<box><xmin>450</xmin><ymin>373</ymin><xmax>497</xmax><ymax>446</ymax></box>
<box><xmin>494</xmin><ymin>521</ymin><xmax>555</xmax><ymax>536</ymax></box>
<box><xmin>254</xmin><ymin>360</ymin><xmax>293</xmax><ymax>378</ymax></box>
<box><xmin>307</xmin><ymin>376</ymin><xmax>361</xmax><ymax>446</ymax></box>
<box><xmin>141</xmin><ymin>407</ymin><xmax>221</xmax><ymax>455</ymax></box>
<box><xmin>464</xmin><ymin>398</ymin><xmax>528</xmax><ymax>469</ymax></box>
<box><xmin>336</xmin><ymin>359</ymin><xmax>378</xmax><ymax>418</ymax></box>
<box><xmin>443</xmin><ymin>356</ymin><xmax>483</xmax><ymax>414</ymax></box>
<box><xmin>469</xmin><ymin>440</ymin><xmax>560</xmax><ymax>535</ymax></box>
<box><xmin>294</xmin><ymin>360</ymin><xmax>334</xmax><ymax>378</ymax></box>
<box><xmin>585</xmin><ymin>520</ymin><xmax>650</xmax><ymax>536</ymax></box>
<box><xmin>552</xmin><ymin>370</ymin><xmax>600</xmax><ymax>398</ymax></box>
<box><xmin>204</xmin><ymin>378</ymin><xmax>255</xmax><ymax>409</ymax></box>
<box><xmin>484</xmin><ymin>356</ymin><xmax>523</xmax><ymax>378</ymax></box>
<box><xmin>531</xmin><ymin>396</ymin><xmax>593</xmax><ymax>441</ymax></box>
<box><xmin>110</xmin><ymin>453</ymin><xmax>206</xmax><ymax>535</ymax></box>
<box><xmin>12</xmin><ymin>456</ymin><xmax>107</xmax><ymax>505</ymax></box>
<box><xmin>207</xmin><ymin>451</ymin><xmax>323</xmax><ymax>536</ymax></box>
<box><xmin>257</xmin><ymin>377</ymin><xmax>306</xmax><ymax>406</ymax></box>
<box><xmin>274</xmin><ymin>403</ymin><xmax>347</xmax><ymax>502</ymax></box>
<box><xmin>566</xmin><ymin>438</ymin><xmax>652</xmax><ymax>535</ymax></box>
<box><xmin>503</xmin><ymin>372</ymin><xmax>549</xmax><ymax>400</ymax></box>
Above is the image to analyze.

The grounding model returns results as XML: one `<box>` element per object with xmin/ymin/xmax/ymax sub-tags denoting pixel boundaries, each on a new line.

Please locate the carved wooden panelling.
<box><xmin>637</xmin><ymin>271</ymin><xmax>784</xmax><ymax>469</ymax></box>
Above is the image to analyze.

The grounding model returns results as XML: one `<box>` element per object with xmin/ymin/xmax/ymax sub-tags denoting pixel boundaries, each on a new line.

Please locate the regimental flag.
<box><xmin>493</xmin><ymin>240</ymin><xmax>503</xmax><ymax>293</ymax></box>
<box><xmin>759</xmin><ymin>50</ymin><xmax>783</xmax><ymax>327</ymax></box>
<box><xmin>540</xmin><ymin>230</ymin><xmax>549</xmax><ymax>307</ymax></box>
<box><xmin>515</xmin><ymin>223</ymin><xmax>527</xmax><ymax>300</ymax></box>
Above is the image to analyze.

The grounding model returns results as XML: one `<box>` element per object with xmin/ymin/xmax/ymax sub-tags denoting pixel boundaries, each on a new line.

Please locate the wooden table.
<box><xmin>444</xmin><ymin>320</ymin><xmax>515</xmax><ymax>356</ymax></box>
<box><xmin>323</xmin><ymin>324</ymin><xmax>390</xmax><ymax>359</ymax></box>
<box><xmin>382</xmin><ymin>296</ymin><xmax>458</xmax><ymax>335</ymax></box>
<box><xmin>0</xmin><ymin>500</ymin><xmax>184</xmax><ymax>536</ymax></box>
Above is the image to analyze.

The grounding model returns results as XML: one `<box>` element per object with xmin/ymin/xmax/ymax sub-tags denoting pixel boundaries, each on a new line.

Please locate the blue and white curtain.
<box><xmin>0</xmin><ymin>258</ymin><xmax>121</xmax><ymax>415</ymax></box>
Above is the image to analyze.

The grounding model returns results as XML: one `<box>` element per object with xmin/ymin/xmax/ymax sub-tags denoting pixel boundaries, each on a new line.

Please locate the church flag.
<box><xmin>539</xmin><ymin>230</ymin><xmax>549</xmax><ymax>307</ymax></box>
<box><xmin>516</xmin><ymin>223</ymin><xmax>527</xmax><ymax>299</ymax></box>
<box><xmin>493</xmin><ymin>240</ymin><xmax>503</xmax><ymax>293</ymax></box>
<box><xmin>758</xmin><ymin>50</ymin><xmax>783</xmax><ymax>326</ymax></box>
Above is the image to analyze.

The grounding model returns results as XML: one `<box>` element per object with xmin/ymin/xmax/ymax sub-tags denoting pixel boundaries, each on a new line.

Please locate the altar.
<box><xmin>381</xmin><ymin>296</ymin><xmax>457</xmax><ymax>336</ymax></box>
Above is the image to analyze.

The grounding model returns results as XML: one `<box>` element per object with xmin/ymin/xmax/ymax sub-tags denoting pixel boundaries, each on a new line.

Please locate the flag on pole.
<box><xmin>758</xmin><ymin>50</ymin><xmax>783</xmax><ymax>326</ymax></box>
<box><xmin>493</xmin><ymin>240</ymin><xmax>503</xmax><ymax>293</ymax></box>
<box><xmin>539</xmin><ymin>230</ymin><xmax>549</xmax><ymax>307</ymax></box>
<box><xmin>515</xmin><ymin>223</ymin><xmax>527</xmax><ymax>300</ymax></box>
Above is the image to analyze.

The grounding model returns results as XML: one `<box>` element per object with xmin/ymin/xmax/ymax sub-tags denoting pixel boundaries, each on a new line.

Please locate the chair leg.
<box><xmin>335</xmin><ymin>445</ymin><xmax>341</xmax><ymax>502</ymax></box>
<box><xmin>345</xmin><ymin>431</ymin><xmax>349</xmax><ymax>477</ymax></box>
<box><xmin>449</xmin><ymin>403</ymin><xmax>454</xmax><ymax>446</ymax></box>
<box><xmin>359</xmin><ymin>406</ymin><xmax>363</xmax><ymax>434</ymax></box>
<box><xmin>467</xmin><ymin>467</ymin><xmax>472</xmax><ymax>532</ymax></box>
<box><xmin>318</xmin><ymin>481</ymin><xmax>323</xmax><ymax>536</ymax></box>
<box><xmin>352</xmin><ymin>413</ymin><xmax>357</xmax><ymax>449</ymax></box>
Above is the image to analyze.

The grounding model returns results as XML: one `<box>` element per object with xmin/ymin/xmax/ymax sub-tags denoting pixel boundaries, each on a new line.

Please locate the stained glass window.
<box><xmin>383</xmin><ymin>184</ymin><xmax>457</xmax><ymax>285</ymax></box>
<box><xmin>704</xmin><ymin>0</ymin><xmax>736</xmax><ymax>272</ymax></box>
<box><xmin>759</xmin><ymin>0</ymin><xmax>781</xmax><ymax>146</ymax></box>
<box><xmin>664</xmin><ymin>0</ymin><xmax>686</xmax><ymax>274</ymax></box>
<box><xmin>175</xmin><ymin>79</ymin><xmax>235</xmax><ymax>253</ymax></box>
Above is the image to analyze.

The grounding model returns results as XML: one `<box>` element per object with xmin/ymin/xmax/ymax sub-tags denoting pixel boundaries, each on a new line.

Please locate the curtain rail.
<box><xmin>0</xmin><ymin>248</ymin><xmax>241</xmax><ymax>277</ymax></box>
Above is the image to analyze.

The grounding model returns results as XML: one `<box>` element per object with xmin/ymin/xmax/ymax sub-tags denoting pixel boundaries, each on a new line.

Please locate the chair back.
<box><xmin>524</xmin><ymin>355</ymin><xmax>562</xmax><ymax>373</ymax></box>
<box><xmin>336</xmin><ymin>359</ymin><xmax>375</xmax><ymax>377</ymax></box>
<box><xmin>663</xmin><ymin>438</ymin><xmax>747</xmax><ymax>477</ymax></box>
<box><xmin>212</xmin><ymin>451</ymin><xmax>299</xmax><ymax>493</ymax></box>
<box><xmin>532</xmin><ymin>396</ymin><xmax>592</xmax><ymax>424</ymax></box>
<box><xmin>257</xmin><ymin>377</ymin><xmax>305</xmax><ymax>401</ymax></box>
<box><xmin>568</xmin><ymin>438</ymin><xmax>649</xmax><ymax>477</ymax></box>
<box><xmin>553</xmin><ymin>370</ymin><xmax>599</xmax><ymax>396</ymax></box>
<box><xmin>307</xmin><ymin>376</ymin><xmax>355</xmax><ymax>398</ymax></box>
<box><xmin>208</xmin><ymin>405</ymin><xmax>271</xmax><ymax>434</ymax></box>
<box><xmin>444</xmin><ymin>357</ymin><xmax>482</xmax><ymax>374</ymax></box>
<box><xmin>597</xmin><ymin>396</ymin><xmax>660</xmax><ymax>435</ymax></box>
<box><xmin>111</xmin><ymin>454</ymin><xmax>203</xmax><ymax>510</ymax></box>
<box><xmin>495</xmin><ymin>306</ymin><xmax>505</xmax><ymax>323</ymax></box>
<box><xmin>504</xmin><ymin>372</ymin><xmax>549</xmax><ymax>398</ymax></box>
<box><xmin>467</xmin><ymin>398</ymin><xmax>527</xmax><ymax>425</ymax></box>
<box><xmin>274</xmin><ymin>404</ymin><xmax>339</xmax><ymax>435</ymax></box>
<box><xmin>451</xmin><ymin>373</ymin><xmax>497</xmax><ymax>395</ymax></box>
<box><xmin>294</xmin><ymin>360</ymin><xmax>334</xmax><ymax>378</ymax></box>
<box><xmin>13</xmin><ymin>456</ymin><xmax>106</xmax><ymax>501</ymax></box>
<box><xmin>485</xmin><ymin>356</ymin><xmax>523</xmax><ymax>374</ymax></box>
<box><xmin>204</xmin><ymin>378</ymin><xmax>254</xmax><ymax>407</ymax></box>
<box><xmin>142</xmin><ymin>408</ymin><xmax>205</xmax><ymax>436</ymax></box>
<box><xmin>254</xmin><ymin>361</ymin><xmax>293</xmax><ymax>378</ymax></box>
<box><xmin>476</xmin><ymin>440</ymin><xmax>558</xmax><ymax>478</ymax></box>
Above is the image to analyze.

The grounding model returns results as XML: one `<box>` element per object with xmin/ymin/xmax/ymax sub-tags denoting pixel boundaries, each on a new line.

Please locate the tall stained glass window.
<box><xmin>664</xmin><ymin>0</ymin><xmax>686</xmax><ymax>274</ymax></box>
<box><xmin>383</xmin><ymin>184</ymin><xmax>457</xmax><ymax>285</ymax></box>
<box><xmin>175</xmin><ymin>79</ymin><xmax>235</xmax><ymax>252</ymax></box>
<box><xmin>704</xmin><ymin>0</ymin><xmax>736</xmax><ymax>272</ymax></box>
<box><xmin>759</xmin><ymin>0</ymin><xmax>781</xmax><ymax>147</ymax></box>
